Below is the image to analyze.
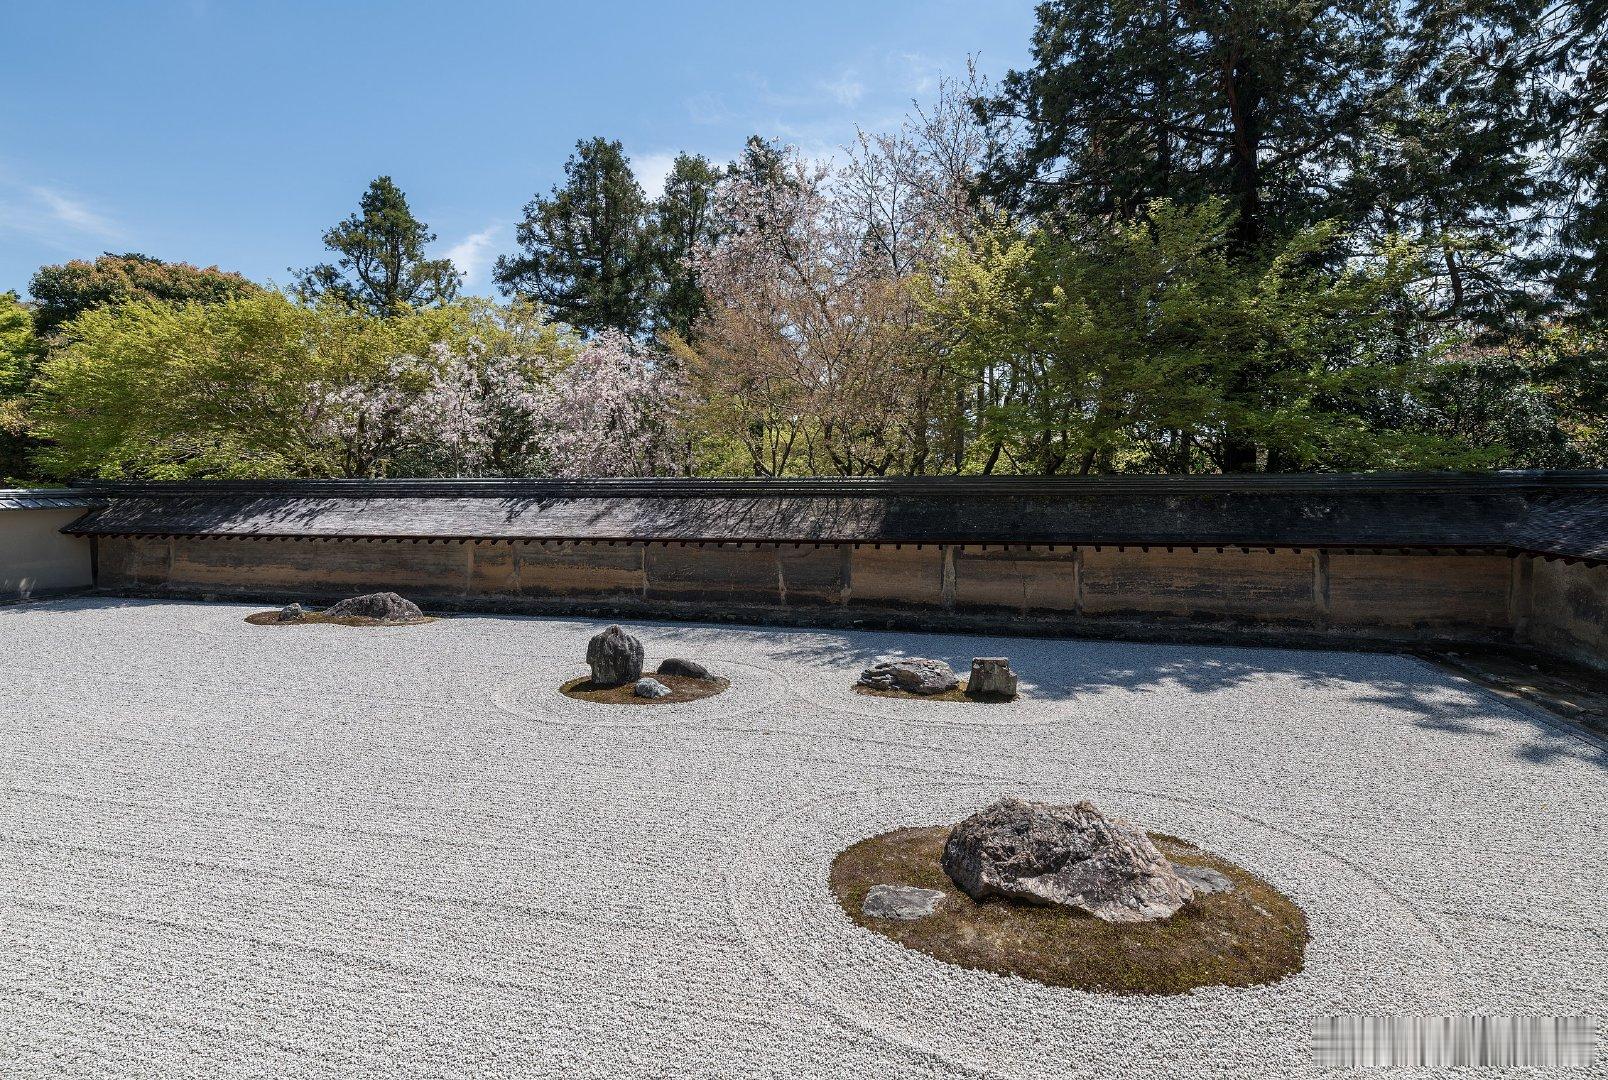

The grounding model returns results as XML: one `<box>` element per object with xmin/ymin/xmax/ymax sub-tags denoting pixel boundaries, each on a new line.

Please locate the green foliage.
<box><xmin>651</xmin><ymin>153</ymin><xmax>723</xmax><ymax>339</ymax></box>
<box><xmin>496</xmin><ymin>138</ymin><xmax>657</xmax><ymax>337</ymax></box>
<box><xmin>0</xmin><ymin>292</ymin><xmax>38</xmax><ymax>481</ymax></box>
<box><xmin>25</xmin><ymin>293</ymin><xmax>512</xmax><ymax>481</ymax></box>
<box><xmin>28</xmin><ymin>253</ymin><xmax>261</xmax><ymax>337</ymax></box>
<box><xmin>920</xmin><ymin>201</ymin><xmax>1487</xmax><ymax>474</ymax></box>
<box><xmin>295</xmin><ymin>176</ymin><xmax>462</xmax><ymax>316</ymax></box>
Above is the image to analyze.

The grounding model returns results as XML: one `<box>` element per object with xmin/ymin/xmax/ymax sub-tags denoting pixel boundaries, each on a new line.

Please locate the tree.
<box><xmin>295</xmin><ymin>176</ymin><xmax>462</xmax><ymax>316</ymax></box>
<box><xmin>496</xmin><ymin>138</ymin><xmax>657</xmax><ymax>337</ymax></box>
<box><xmin>919</xmin><ymin>201</ymin><xmax>1485</xmax><ymax>474</ymax></box>
<box><xmin>28</xmin><ymin>253</ymin><xmax>260</xmax><ymax>336</ymax></box>
<box><xmin>977</xmin><ymin>0</ymin><xmax>1396</xmax><ymax>253</ymax></box>
<box><xmin>0</xmin><ymin>292</ymin><xmax>37</xmax><ymax>480</ymax></box>
<box><xmin>650</xmin><ymin>153</ymin><xmax>723</xmax><ymax>339</ymax></box>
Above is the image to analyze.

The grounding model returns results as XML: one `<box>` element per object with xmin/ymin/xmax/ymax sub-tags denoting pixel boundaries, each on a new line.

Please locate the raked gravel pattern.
<box><xmin>0</xmin><ymin>597</ymin><xmax>1603</xmax><ymax>1078</ymax></box>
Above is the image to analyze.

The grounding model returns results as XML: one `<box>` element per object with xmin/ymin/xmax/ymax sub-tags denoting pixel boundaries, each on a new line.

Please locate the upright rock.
<box><xmin>325</xmin><ymin>592</ymin><xmax>423</xmax><ymax>622</ymax></box>
<box><xmin>968</xmin><ymin>657</ymin><xmax>1018</xmax><ymax>698</ymax></box>
<box><xmin>587</xmin><ymin>625</ymin><xmax>645</xmax><ymax>686</ymax></box>
<box><xmin>941</xmin><ymin>797</ymin><xmax>1194</xmax><ymax>922</ymax></box>
<box><xmin>858</xmin><ymin>658</ymin><xmax>959</xmax><ymax>695</ymax></box>
<box><xmin>277</xmin><ymin>603</ymin><xmax>306</xmax><ymax>623</ymax></box>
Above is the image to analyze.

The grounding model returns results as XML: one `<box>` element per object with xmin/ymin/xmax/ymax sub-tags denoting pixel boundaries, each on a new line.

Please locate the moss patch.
<box><xmin>560</xmin><ymin>673</ymin><xmax>730</xmax><ymax>705</ymax></box>
<box><xmin>246</xmin><ymin>611</ymin><xmax>436</xmax><ymax>628</ymax></box>
<box><xmin>831</xmin><ymin>825</ymin><xmax>1307</xmax><ymax>995</ymax></box>
<box><xmin>852</xmin><ymin>679</ymin><xmax>1016</xmax><ymax>703</ymax></box>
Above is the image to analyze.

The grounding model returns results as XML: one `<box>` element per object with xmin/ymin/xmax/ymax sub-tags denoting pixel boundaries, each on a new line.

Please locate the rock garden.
<box><xmin>831</xmin><ymin>796</ymin><xmax>1308</xmax><ymax>995</ymax></box>
<box><xmin>854</xmin><ymin>656</ymin><xmax>1020</xmax><ymax>702</ymax></box>
<box><xmin>559</xmin><ymin>624</ymin><xmax>730</xmax><ymax>704</ymax></box>
<box><xmin>245</xmin><ymin>591</ymin><xmax>435</xmax><ymax>627</ymax></box>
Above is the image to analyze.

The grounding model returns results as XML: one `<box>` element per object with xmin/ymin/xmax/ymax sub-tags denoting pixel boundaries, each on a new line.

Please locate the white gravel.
<box><xmin>0</xmin><ymin>597</ymin><xmax>1603</xmax><ymax>1078</ymax></box>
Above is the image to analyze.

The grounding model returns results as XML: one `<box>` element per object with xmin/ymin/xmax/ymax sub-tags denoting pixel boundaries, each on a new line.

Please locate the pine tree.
<box><xmin>495</xmin><ymin>138</ymin><xmax>656</xmax><ymax>337</ymax></box>
<box><xmin>650</xmin><ymin>154</ymin><xmax>723</xmax><ymax>340</ymax></box>
<box><xmin>295</xmin><ymin>176</ymin><xmax>461</xmax><ymax>316</ymax></box>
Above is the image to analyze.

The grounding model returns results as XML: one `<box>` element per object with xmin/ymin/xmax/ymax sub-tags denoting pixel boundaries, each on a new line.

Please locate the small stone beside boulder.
<box><xmin>277</xmin><ymin>603</ymin><xmax>306</xmax><ymax>623</ymax></box>
<box><xmin>858</xmin><ymin>658</ymin><xmax>959</xmax><ymax>695</ymax></box>
<box><xmin>968</xmin><ymin>657</ymin><xmax>1019</xmax><ymax>699</ymax></box>
<box><xmin>657</xmin><ymin>658</ymin><xmax>710</xmax><ymax>680</ymax></box>
<box><xmin>587</xmin><ymin>625</ymin><xmax>645</xmax><ymax>686</ymax></box>
<box><xmin>633</xmin><ymin>677</ymin><xmax>673</xmax><ymax>699</ymax></box>
<box><xmin>324</xmin><ymin>592</ymin><xmax>424</xmax><ymax>622</ymax></box>
<box><xmin>941</xmin><ymin>797</ymin><xmax>1195</xmax><ymax>923</ymax></box>
<box><xmin>862</xmin><ymin>884</ymin><xmax>946</xmax><ymax>921</ymax></box>
<box><xmin>1175</xmin><ymin>864</ymin><xmax>1234</xmax><ymax>896</ymax></box>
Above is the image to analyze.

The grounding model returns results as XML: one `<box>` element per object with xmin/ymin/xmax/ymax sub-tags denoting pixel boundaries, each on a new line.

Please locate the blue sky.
<box><xmin>1</xmin><ymin>0</ymin><xmax>1035</xmax><ymax>297</ymax></box>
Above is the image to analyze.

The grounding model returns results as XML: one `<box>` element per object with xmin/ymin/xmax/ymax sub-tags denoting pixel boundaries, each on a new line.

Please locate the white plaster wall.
<box><xmin>0</xmin><ymin>509</ymin><xmax>93</xmax><ymax>599</ymax></box>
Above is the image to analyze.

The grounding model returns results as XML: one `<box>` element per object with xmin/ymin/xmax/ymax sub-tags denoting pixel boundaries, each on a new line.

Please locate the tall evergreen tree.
<box><xmin>650</xmin><ymin>153</ymin><xmax>723</xmax><ymax>340</ymax></box>
<box><xmin>495</xmin><ymin>138</ymin><xmax>656</xmax><ymax>337</ymax></box>
<box><xmin>295</xmin><ymin>176</ymin><xmax>461</xmax><ymax>317</ymax></box>
<box><xmin>978</xmin><ymin>0</ymin><xmax>1396</xmax><ymax>252</ymax></box>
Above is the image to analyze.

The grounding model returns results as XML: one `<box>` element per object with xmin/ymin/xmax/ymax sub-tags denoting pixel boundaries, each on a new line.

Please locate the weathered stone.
<box><xmin>656</xmin><ymin>657</ymin><xmax>710</xmax><ymax>680</ymax></box>
<box><xmin>857</xmin><ymin>658</ymin><xmax>959</xmax><ymax>695</ymax></box>
<box><xmin>941</xmin><ymin>797</ymin><xmax>1194</xmax><ymax>922</ymax></box>
<box><xmin>1175</xmin><ymin>864</ymin><xmax>1234</xmax><ymax>896</ymax></box>
<box><xmin>633</xmin><ymin>677</ymin><xmax>673</xmax><ymax>699</ymax></box>
<box><xmin>278</xmin><ymin>603</ymin><xmax>305</xmax><ymax>622</ymax></box>
<box><xmin>968</xmin><ymin>657</ymin><xmax>1018</xmax><ymax>698</ymax></box>
<box><xmin>587</xmin><ymin>625</ymin><xmax>645</xmax><ymax>686</ymax></box>
<box><xmin>324</xmin><ymin>592</ymin><xmax>423</xmax><ymax>622</ymax></box>
<box><xmin>862</xmin><ymin>884</ymin><xmax>946</xmax><ymax>921</ymax></box>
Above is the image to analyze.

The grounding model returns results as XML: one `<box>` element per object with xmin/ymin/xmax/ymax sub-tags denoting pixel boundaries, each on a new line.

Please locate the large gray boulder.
<box><xmin>325</xmin><ymin>592</ymin><xmax>423</xmax><ymax>622</ymax></box>
<box><xmin>941</xmin><ymin>797</ymin><xmax>1194</xmax><ymax>922</ymax></box>
<box><xmin>587</xmin><ymin>625</ymin><xmax>645</xmax><ymax>686</ymax></box>
<box><xmin>968</xmin><ymin>657</ymin><xmax>1019</xmax><ymax>698</ymax></box>
<box><xmin>858</xmin><ymin>658</ymin><xmax>959</xmax><ymax>695</ymax></box>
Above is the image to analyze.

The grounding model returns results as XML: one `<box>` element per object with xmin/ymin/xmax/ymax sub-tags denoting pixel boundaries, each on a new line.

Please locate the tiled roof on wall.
<box><xmin>57</xmin><ymin>472</ymin><xmax>1608</xmax><ymax>561</ymax></box>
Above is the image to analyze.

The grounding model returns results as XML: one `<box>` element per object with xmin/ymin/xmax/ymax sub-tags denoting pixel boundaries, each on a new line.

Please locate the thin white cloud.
<box><xmin>630</xmin><ymin>152</ymin><xmax>679</xmax><ymax>200</ymax></box>
<box><xmin>0</xmin><ymin>173</ymin><xmax>123</xmax><ymax>248</ymax></box>
<box><xmin>821</xmin><ymin>70</ymin><xmax>865</xmax><ymax>108</ymax></box>
<box><xmin>445</xmin><ymin>225</ymin><xmax>500</xmax><ymax>291</ymax></box>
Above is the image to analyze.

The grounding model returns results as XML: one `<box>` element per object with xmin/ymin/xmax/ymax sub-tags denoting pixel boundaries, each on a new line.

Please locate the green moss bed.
<box><xmin>831</xmin><ymin>825</ymin><xmax>1308</xmax><ymax>995</ymax></box>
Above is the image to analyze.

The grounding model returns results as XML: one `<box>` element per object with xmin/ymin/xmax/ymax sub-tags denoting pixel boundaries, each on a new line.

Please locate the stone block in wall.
<box><xmin>95</xmin><ymin>536</ymin><xmax>172</xmax><ymax>589</ymax></box>
<box><xmin>1519</xmin><ymin>558</ymin><xmax>1608</xmax><ymax>670</ymax></box>
<box><xmin>849</xmin><ymin>545</ymin><xmax>945</xmax><ymax>608</ymax></box>
<box><xmin>953</xmin><ymin>546</ymin><xmax>1078</xmax><ymax>614</ymax></box>
<box><xmin>170</xmin><ymin>537</ymin><xmax>470</xmax><ymax>598</ymax></box>
<box><xmin>1079</xmin><ymin>547</ymin><xmax>1315</xmax><ymax>622</ymax></box>
<box><xmin>510</xmin><ymin>541</ymin><xmax>644</xmax><ymax>598</ymax></box>
<box><xmin>645</xmin><ymin>543</ymin><xmax>780</xmax><ymax>604</ymax></box>
<box><xmin>1325</xmin><ymin>552</ymin><xmax>1510</xmax><ymax>629</ymax></box>
<box><xmin>777</xmin><ymin>545</ymin><xmax>847</xmax><ymax>605</ymax></box>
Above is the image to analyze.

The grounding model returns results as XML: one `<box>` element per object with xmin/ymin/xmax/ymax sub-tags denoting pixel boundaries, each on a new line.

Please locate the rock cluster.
<box><xmin>325</xmin><ymin>592</ymin><xmax>424</xmax><ymax>622</ymax></box>
<box><xmin>277</xmin><ymin>603</ymin><xmax>305</xmax><ymax>623</ymax></box>
<box><xmin>587</xmin><ymin>625</ymin><xmax>645</xmax><ymax>686</ymax></box>
<box><xmin>941</xmin><ymin>797</ymin><xmax>1195</xmax><ymax>922</ymax></box>
<box><xmin>656</xmin><ymin>658</ymin><xmax>710</xmax><ymax>680</ymax></box>
<box><xmin>968</xmin><ymin>657</ymin><xmax>1018</xmax><ymax>698</ymax></box>
<box><xmin>858</xmin><ymin>658</ymin><xmax>958</xmax><ymax>695</ymax></box>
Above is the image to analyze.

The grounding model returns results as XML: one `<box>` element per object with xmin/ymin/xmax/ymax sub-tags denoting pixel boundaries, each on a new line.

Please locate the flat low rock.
<box><xmin>1175</xmin><ymin>864</ymin><xmax>1234</xmax><ymax>895</ymax></box>
<box><xmin>941</xmin><ymin>797</ymin><xmax>1195</xmax><ymax>922</ymax></box>
<box><xmin>657</xmin><ymin>658</ymin><xmax>710</xmax><ymax>680</ymax></box>
<box><xmin>858</xmin><ymin>658</ymin><xmax>958</xmax><ymax>695</ymax></box>
<box><xmin>588</xmin><ymin>625</ymin><xmax>645</xmax><ymax>686</ymax></box>
<box><xmin>861</xmin><ymin>884</ymin><xmax>946</xmax><ymax>921</ymax></box>
<box><xmin>633</xmin><ymin>677</ymin><xmax>673</xmax><ymax>699</ymax></box>
<box><xmin>324</xmin><ymin>592</ymin><xmax>423</xmax><ymax>622</ymax></box>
